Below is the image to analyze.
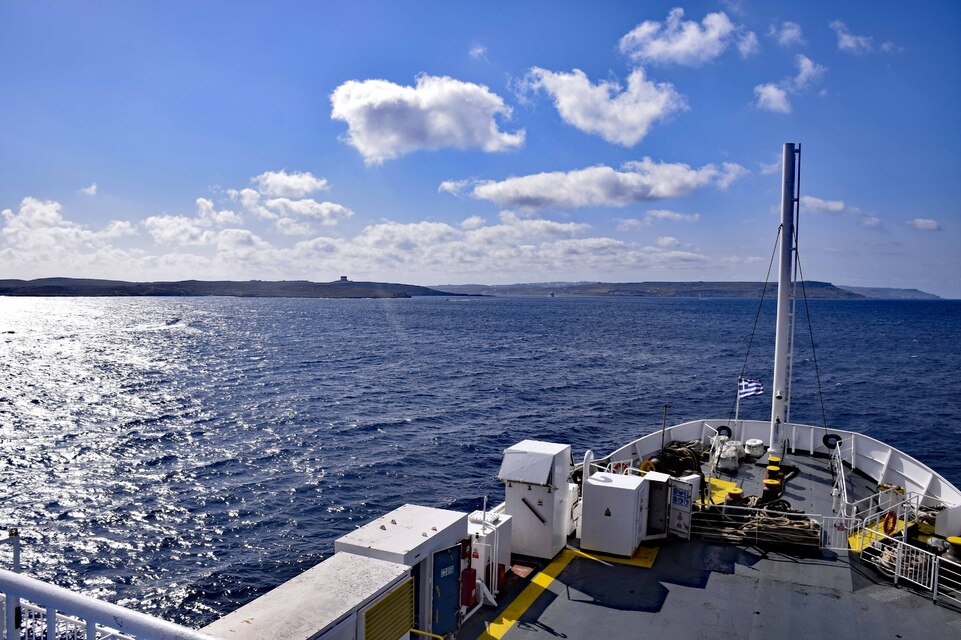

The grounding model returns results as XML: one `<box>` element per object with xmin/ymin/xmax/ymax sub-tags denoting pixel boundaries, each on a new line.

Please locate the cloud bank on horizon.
<box><xmin>0</xmin><ymin>2</ymin><xmax>957</xmax><ymax>295</ymax></box>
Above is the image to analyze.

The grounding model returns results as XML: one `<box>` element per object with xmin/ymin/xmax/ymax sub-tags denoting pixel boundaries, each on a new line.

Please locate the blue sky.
<box><xmin>1</xmin><ymin>1</ymin><xmax>959</xmax><ymax>296</ymax></box>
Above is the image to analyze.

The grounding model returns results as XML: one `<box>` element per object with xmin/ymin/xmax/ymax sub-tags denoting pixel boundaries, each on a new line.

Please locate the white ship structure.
<box><xmin>2</xmin><ymin>144</ymin><xmax>961</xmax><ymax>639</ymax></box>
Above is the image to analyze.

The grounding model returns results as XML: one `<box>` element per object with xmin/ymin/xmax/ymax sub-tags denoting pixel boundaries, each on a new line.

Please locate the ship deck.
<box><xmin>460</xmin><ymin>450</ymin><xmax>961</xmax><ymax>639</ymax></box>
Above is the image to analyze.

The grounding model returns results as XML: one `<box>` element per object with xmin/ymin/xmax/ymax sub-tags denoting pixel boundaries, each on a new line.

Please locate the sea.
<box><xmin>1</xmin><ymin>295</ymin><xmax>959</xmax><ymax>626</ymax></box>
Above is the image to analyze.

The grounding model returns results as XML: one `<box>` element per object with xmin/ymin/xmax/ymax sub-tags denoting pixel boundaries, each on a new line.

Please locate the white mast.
<box><xmin>769</xmin><ymin>142</ymin><xmax>798</xmax><ymax>456</ymax></box>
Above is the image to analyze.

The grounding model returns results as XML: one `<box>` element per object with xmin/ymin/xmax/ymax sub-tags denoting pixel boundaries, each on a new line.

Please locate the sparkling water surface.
<box><xmin>1</xmin><ymin>296</ymin><xmax>959</xmax><ymax>625</ymax></box>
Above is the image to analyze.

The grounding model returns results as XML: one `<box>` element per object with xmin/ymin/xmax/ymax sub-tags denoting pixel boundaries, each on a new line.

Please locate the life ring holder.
<box><xmin>883</xmin><ymin>510</ymin><xmax>898</xmax><ymax>535</ymax></box>
<box><xmin>822</xmin><ymin>434</ymin><xmax>842</xmax><ymax>450</ymax></box>
<box><xmin>611</xmin><ymin>461</ymin><xmax>629</xmax><ymax>474</ymax></box>
<box><xmin>716</xmin><ymin>425</ymin><xmax>733</xmax><ymax>438</ymax></box>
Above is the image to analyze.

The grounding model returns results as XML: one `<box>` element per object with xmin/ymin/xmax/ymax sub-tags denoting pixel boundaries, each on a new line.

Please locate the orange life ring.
<box><xmin>611</xmin><ymin>461</ymin><xmax>630</xmax><ymax>474</ymax></box>
<box><xmin>883</xmin><ymin>510</ymin><xmax>897</xmax><ymax>535</ymax></box>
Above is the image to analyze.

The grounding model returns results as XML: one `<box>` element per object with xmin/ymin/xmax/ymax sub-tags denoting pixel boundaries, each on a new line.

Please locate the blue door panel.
<box><xmin>431</xmin><ymin>545</ymin><xmax>459</xmax><ymax>635</ymax></box>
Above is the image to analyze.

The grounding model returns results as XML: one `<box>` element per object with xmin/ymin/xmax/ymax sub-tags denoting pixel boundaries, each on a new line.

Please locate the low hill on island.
<box><xmin>434</xmin><ymin>281</ymin><xmax>941</xmax><ymax>299</ymax></box>
<box><xmin>0</xmin><ymin>278</ymin><xmax>940</xmax><ymax>300</ymax></box>
<box><xmin>0</xmin><ymin>278</ymin><xmax>461</xmax><ymax>299</ymax></box>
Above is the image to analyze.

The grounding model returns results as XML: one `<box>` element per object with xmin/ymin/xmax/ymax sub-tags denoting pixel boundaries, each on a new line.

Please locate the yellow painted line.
<box><xmin>476</xmin><ymin>550</ymin><xmax>575</xmax><ymax>640</ymax></box>
<box><xmin>476</xmin><ymin>545</ymin><xmax>660</xmax><ymax>640</ymax></box>
<box><xmin>569</xmin><ymin>545</ymin><xmax>659</xmax><ymax>568</ymax></box>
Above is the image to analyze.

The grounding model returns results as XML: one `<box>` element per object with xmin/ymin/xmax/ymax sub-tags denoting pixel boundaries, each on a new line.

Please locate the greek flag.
<box><xmin>738</xmin><ymin>377</ymin><xmax>764</xmax><ymax>399</ymax></box>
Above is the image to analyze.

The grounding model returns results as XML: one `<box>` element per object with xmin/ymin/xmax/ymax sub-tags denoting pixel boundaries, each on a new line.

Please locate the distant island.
<box><xmin>0</xmin><ymin>277</ymin><xmax>460</xmax><ymax>299</ymax></box>
<box><xmin>836</xmin><ymin>286</ymin><xmax>940</xmax><ymax>300</ymax></box>
<box><xmin>434</xmin><ymin>281</ymin><xmax>942</xmax><ymax>300</ymax></box>
<box><xmin>0</xmin><ymin>278</ymin><xmax>941</xmax><ymax>300</ymax></box>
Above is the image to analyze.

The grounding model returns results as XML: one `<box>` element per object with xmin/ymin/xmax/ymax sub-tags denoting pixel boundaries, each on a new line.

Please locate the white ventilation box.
<box><xmin>580</xmin><ymin>470</ymin><xmax>673</xmax><ymax>556</ymax></box>
<box><xmin>498</xmin><ymin>440</ymin><xmax>572</xmax><ymax>559</ymax></box>
<box><xmin>467</xmin><ymin>510</ymin><xmax>512</xmax><ymax>595</ymax></box>
<box><xmin>581</xmin><ymin>472</ymin><xmax>646</xmax><ymax>556</ymax></box>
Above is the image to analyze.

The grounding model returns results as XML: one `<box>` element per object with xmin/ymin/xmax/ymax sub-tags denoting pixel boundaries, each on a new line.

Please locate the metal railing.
<box><xmin>691</xmin><ymin>503</ymin><xmax>854</xmax><ymax>550</ymax></box>
<box><xmin>1</xmin><ymin>568</ymin><xmax>217</xmax><ymax>640</ymax></box>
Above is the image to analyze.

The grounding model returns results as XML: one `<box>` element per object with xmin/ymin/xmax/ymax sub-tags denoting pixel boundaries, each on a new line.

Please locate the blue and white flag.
<box><xmin>738</xmin><ymin>377</ymin><xmax>764</xmax><ymax>399</ymax></box>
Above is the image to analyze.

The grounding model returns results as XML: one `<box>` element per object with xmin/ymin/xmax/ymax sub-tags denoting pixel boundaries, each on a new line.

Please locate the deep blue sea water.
<box><xmin>1</xmin><ymin>296</ymin><xmax>959</xmax><ymax>625</ymax></box>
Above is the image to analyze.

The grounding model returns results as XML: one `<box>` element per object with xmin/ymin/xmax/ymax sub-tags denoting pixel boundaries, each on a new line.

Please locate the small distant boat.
<box><xmin>165</xmin><ymin>317</ymin><xmax>181</xmax><ymax>326</ymax></box>
<box><xmin>549</xmin><ymin>291</ymin><xmax>555</xmax><ymax>298</ymax></box>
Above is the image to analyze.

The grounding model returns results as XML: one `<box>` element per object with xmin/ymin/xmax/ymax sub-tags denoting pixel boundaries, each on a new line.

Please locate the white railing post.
<box><xmin>5</xmin><ymin>588</ymin><xmax>18</xmax><ymax>640</ymax></box>
<box><xmin>46</xmin><ymin>606</ymin><xmax>56</xmax><ymax>640</ymax></box>
<box><xmin>8</xmin><ymin>530</ymin><xmax>19</xmax><ymax>574</ymax></box>
<box><xmin>932</xmin><ymin>558</ymin><xmax>940</xmax><ymax>603</ymax></box>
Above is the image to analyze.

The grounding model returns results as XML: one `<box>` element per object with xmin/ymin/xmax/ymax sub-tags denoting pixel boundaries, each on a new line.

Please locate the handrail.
<box><xmin>1</xmin><ymin>568</ymin><xmax>217</xmax><ymax>640</ymax></box>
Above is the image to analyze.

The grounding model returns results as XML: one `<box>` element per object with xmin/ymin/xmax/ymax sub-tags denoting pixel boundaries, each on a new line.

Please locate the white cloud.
<box><xmin>263</xmin><ymin>198</ymin><xmax>353</xmax><ymax>226</ymax></box>
<box><xmin>715</xmin><ymin>162</ymin><xmax>749</xmax><ymax>189</ymax></box>
<box><xmin>79</xmin><ymin>183</ymin><xmax>97</xmax><ymax>196</ymax></box>
<box><xmin>768</xmin><ymin>21</ymin><xmax>804</xmax><ymax>47</ymax></box>
<box><xmin>0</xmin><ymin>195</ymin><xmax>735</xmax><ymax>283</ymax></box>
<box><xmin>143</xmin><ymin>215</ymin><xmax>208</xmax><ymax>245</ymax></box>
<box><xmin>252</xmin><ymin>170</ymin><xmax>328</xmax><ymax>197</ymax></box>
<box><xmin>469</xmin><ymin>44</ymin><xmax>488</xmax><ymax>60</ymax></box>
<box><xmin>524</xmin><ymin>67</ymin><xmax>686</xmax><ymax>146</ymax></box>
<box><xmin>0</xmin><ymin>198</ymin><xmax>138</xmax><ymax>276</ymax></box>
<box><xmin>275</xmin><ymin>218</ymin><xmax>314</xmax><ymax>236</ymax></box>
<box><xmin>759</xmin><ymin>155</ymin><xmax>781</xmax><ymax>175</ymax></box>
<box><xmin>227</xmin><ymin>173</ymin><xmax>353</xmax><ymax>232</ymax></box>
<box><xmin>625</xmin><ymin>209</ymin><xmax>703</xmax><ymax>229</ymax></box>
<box><xmin>907</xmin><ymin>218</ymin><xmax>941</xmax><ymax>231</ymax></box>
<box><xmin>619</xmin><ymin>8</ymin><xmax>737</xmax><ymax>66</ymax></box>
<box><xmin>471</xmin><ymin>158</ymin><xmax>746</xmax><ymax>210</ymax></box>
<box><xmin>646</xmin><ymin>209</ymin><xmax>701</xmax><ymax>223</ymax></box>
<box><xmin>229</xmin><ymin>187</ymin><xmax>274</xmax><ymax>220</ymax></box>
<box><xmin>754</xmin><ymin>83</ymin><xmax>791</xmax><ymax>113</ymax></box>
<box><xmin>800</xmin><ymin>195</ymin><xmax>884</xmax><ymax>229</ymax></box>
<box><xmin>801</xmin><ymin>195</ymin><xmax>845</xmax><ymax>213</ymax></box>
<box><xmin>460</xmin><ymin>215</ymin><xmax>485</xmax><ymax>230</ymax></box>
<box><xmin>143</xmin><ymin>196</ymin><xmax>246</xmax><ymax>246</ymax></box>
<box><xmin>438</xmin><ymin>179</ymin><xmax>471</xmax><ymax>196</ymax></box>
<box><xmin>196</xmin><ymin>197</ymin><xmax>242</xmax><ymax>226</ymax></box>
<box><xmin>1</xmin><ymin>197</ymin><xmax>135</xmax><ymax>254</ymax></box>
<box><xmin>830</xmin><ymin>21</ymin><xmax>873</xmax><ymax>54</ymax></box>
<box><xmin>755</xmin><ymin>55</ymin><xmax>826</xmax><ymax>113</ymax></box>
<box><xmin>330</xmin><ymin>74</ymin><xmax>524</xmax><ymax>164</ymax></box>
<box><xmin>655</xmin><ymin>236</ymin><xmax>679</xmax><ymax>247</ymax></box>
<box><xmin>737</xmin><ymin>31</ymin><xmax>759</xmax><ymax>57</ymax></box>
<box><xmin>790</xmin><ymin>54</ymin><xmax>826</xmax><ymax>90</ymax></box>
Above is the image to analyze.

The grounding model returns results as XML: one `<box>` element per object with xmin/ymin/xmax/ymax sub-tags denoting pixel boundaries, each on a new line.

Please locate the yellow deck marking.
<box><xmin>476</xmin><ymin>546</ymin><xmax>660</xmax><ymax>640</ymax></box>
<box><xmin>477</xmin><ymin>550</ymin><xmax>575</xmax><ymax>640</ymax></box>
<box><xmin>569</xmin><ymin>545</ymin><xmax>659</xmax><ymax>568</ymax></box>
<box><xmin>700</xmin><ymin>477</ymin><xmax>738</xmax><ymax>505</ymax></box>
<box><xmin>849</xmin><ymin>519</ymin><xmax>910</xmax><ymax>553</ymax></box>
